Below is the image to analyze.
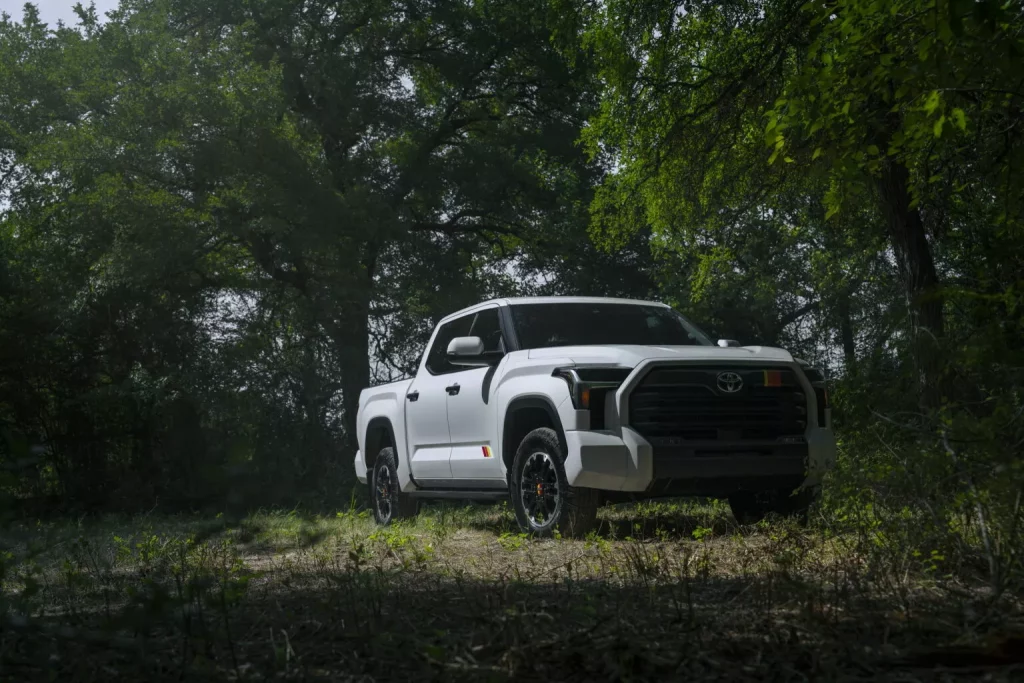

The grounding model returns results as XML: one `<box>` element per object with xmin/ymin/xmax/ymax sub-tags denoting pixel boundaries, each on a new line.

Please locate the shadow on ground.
<box><xmin>463</xmin><ymin>504</ymin><xmax>739</xmax><ymax>542</ymax></box>
<box><xmin>5</xmin><ymin>555</ymin><xmax>1019</xmax><ymax>682</ymax></box>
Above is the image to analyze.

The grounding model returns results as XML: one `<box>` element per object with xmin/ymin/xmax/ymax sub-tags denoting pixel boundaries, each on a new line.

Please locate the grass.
<box><xmin>1</xmin><ymin>498</ymin><xmax>1022</xmax><ymax>681</ymax></box>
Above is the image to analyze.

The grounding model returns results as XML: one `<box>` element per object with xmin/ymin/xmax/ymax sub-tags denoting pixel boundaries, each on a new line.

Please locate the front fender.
<box><xmin>493</xmin><ymin>360</ymin><xmax>589</xmax><ymax>474</ymax></box>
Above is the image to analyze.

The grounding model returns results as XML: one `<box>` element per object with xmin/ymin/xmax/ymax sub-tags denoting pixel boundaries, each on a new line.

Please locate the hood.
<box><xmin>526</xmin><ymin>344</ymin><xmax>795</xmax><ymax>367</ymax></box>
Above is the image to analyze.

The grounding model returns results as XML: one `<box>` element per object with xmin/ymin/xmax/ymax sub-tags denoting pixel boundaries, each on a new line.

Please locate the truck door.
<box><xmin>404</xmin><ymin>313</ymin><xmax>473</xmax><ymax>483</ymax></box>
<box><xmin>446</xmin><ymin>306</ymin><xmax>506</xmax><ymax>485</ymax></box>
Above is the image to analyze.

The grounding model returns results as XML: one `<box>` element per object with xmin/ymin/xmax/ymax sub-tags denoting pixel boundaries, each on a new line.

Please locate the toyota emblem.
<box><xmin>716</xmin><ymin>371</ymin><xmax>743</xmax><ymax>393</ymax></box>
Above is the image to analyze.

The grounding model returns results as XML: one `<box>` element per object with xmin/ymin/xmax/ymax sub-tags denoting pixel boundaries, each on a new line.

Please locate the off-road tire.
<box><xmin>370</xmin><ymin>447</ymin><xmax>419</xmax><ymax>526</ymax></box>
<box><xmin>728</xmin><ymin>486</ymin><xmax>818</xmax><ymax>526</ymax></box>
<box><xmin>509</xmin><ymin>427</ymin><xmax>599</xmax><ymax>538</ymax></box>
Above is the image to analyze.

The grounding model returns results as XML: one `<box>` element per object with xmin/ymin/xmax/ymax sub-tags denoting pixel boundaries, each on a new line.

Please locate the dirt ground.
<box><xmin>1</xmin><ymin>499</ymin><xmax>1022</xmax><ymax>681</ymax></box>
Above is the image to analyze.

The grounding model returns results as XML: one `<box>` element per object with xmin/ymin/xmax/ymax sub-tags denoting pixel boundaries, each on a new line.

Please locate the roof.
<box><xmin>438</xmin><ymin>296</ymin><xmax>669</xmax><ymax>325</ymax></box>
<box><xmin>497</xmin><ymin>296</ymin><xmax>669</xmax><ymax>307</ymax></box>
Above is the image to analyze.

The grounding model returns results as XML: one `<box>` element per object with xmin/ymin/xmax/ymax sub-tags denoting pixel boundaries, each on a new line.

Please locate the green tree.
<box><xmin>163</xmin><ymin>0</ymin><xmax>602</xmax><ymax>449</ymax></box>
<box><xmin>584</xmin><ymin>0</ymin><xmax>1024</xmax><ymax>403</ymax></box>
<box><xmin>0</xmin><ymin>0</ymin><xmax>603</xmax><ymax>507</ymax></box>
<box><xmin>583</xmin><ymin>0</ymin><xmax>1024</xmax><ymax>587</ymax></box>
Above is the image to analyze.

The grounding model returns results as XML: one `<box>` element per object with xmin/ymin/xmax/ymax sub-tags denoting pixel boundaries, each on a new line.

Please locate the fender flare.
<box><xmin>364</xmin><ymin>416</ymin><xmax>399</xmax><ymax>467</ymax></box>
<box><xmin>501</xmin><ymin>396</ymin><xmax>568</xmax><ymax>468</ymax></box>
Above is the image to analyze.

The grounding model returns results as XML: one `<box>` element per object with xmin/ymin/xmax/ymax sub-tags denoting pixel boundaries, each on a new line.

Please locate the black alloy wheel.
<box><xmin>370</xmin><ymin>447</ymin><xmax>419</xmax><ymax>525</ymax></box>
<box><xmin>509</xmin><ymin>427</ymin><xmax>599</xmax><ymax>538</ymax></box>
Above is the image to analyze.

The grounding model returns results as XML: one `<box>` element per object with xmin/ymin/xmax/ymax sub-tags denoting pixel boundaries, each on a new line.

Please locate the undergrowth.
<box><xmin>1</xmin><ymin>475</ymin><xmax>1022</xmax><ymax>681</ymax></box>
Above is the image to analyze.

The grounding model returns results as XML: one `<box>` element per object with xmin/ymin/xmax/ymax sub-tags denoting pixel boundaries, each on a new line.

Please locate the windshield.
<box><xmin>509</xmin><ymin>302</ymin><xmax>713</xmax><ymax>349</ymax></box>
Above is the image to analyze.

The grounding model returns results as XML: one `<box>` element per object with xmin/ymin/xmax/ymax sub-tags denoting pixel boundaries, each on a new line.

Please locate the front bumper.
<box><xmin>354</xmin><ymin>450</ymin><xmax>367</xmax><ymax>485</ymax></box>
<box><xmin>561</xmin><ymin>357</ymin><xmax>837</xmax><ymax>495</ymax></box>
<box><xmin>563</xmin><ymin>427</ymin><xmax>836</xmax><ymax>494</ymax></box>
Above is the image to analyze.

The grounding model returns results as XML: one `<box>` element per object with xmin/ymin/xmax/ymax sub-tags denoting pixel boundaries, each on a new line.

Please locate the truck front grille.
<box><xmin>628</xmin><ymin>366</ymin><xmax>808</xmax><ymax>442</ymax></box>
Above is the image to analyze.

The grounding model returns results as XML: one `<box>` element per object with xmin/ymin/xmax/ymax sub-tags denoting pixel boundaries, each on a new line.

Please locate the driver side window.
<box><xmin>425</xmin><ymin>314</ymin><xmax>473</xmax><ymax>375</ymax></box>
<box><xmin>424</xmin><ymin>307</ymin><xmax>505</xmax><ymax>375</ymax></box>
<box><xmin>468</xmin><ymin>307</ymin><xmax>504</xmax><ymax>354</ymax></box>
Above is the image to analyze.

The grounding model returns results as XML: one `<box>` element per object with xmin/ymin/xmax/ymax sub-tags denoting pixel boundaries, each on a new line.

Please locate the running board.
<box><xmin>406</xmin><ymin>490</ymin><xmax>508</xmax><ymax>501</ymax></box>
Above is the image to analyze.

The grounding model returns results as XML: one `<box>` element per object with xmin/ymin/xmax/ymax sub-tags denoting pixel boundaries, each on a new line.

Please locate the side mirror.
<box><xmin>446</xmin><ymin>336</ymin><xmax>501</xmax><ymax>367</ymax></box>
<box><xmin>717</xmin><ymin>339</ymin><xmax>741</xmax><ymax>348</ymax></box>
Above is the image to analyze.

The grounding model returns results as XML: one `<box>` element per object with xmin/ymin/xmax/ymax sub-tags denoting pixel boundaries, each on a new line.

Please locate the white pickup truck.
<box><xmin>355</xmin><ymin>297</ymin><xmax>836</xmax><ymax>536</ymax></box>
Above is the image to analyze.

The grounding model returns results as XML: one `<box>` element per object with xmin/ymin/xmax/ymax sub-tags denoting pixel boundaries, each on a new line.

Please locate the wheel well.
<box><xmin>501</xmin><ymin>399</ymin><xmax>567</xmax><ymax>472</ymax></box>
<box><xmin>364</xmin><ymin>418</ymin><xmax>395</xmax><ymax>470</ymax></box>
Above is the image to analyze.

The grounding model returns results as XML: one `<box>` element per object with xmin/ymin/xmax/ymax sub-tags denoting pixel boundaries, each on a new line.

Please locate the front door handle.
<box><xmin>406</xmin><ymin>391</ymin><xmax>419</xmax><ymax>402</ymax></box>
<box><xmin>445</xmin><ymin>383</ymin><xmax>460</xmax><ymax>396</ymax></box>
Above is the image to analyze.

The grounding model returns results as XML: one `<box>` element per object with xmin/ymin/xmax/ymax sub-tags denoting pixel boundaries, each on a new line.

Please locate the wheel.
<box><xmin>776</xmin><ymin>486</ymin><xmax>818</xmax><ymax>526</ymax></box>
<box><xmin>728</xmin><ymin>491</ymin><xmax>772</xmax><ymax>525</ymax></box>
<box><xmin>369</xmin><ymin>447</ymin><xmax>419</xmax><ymax>525</ymax></box>
<box><xmin>509</xmin><ymin>427</ymin><xmax>599</xmax><ymax>538</ymax></box>
<box><xmin>728</xmin><ymin>487</ymin><xmax>818</xmax><ymax>526</ymax></box>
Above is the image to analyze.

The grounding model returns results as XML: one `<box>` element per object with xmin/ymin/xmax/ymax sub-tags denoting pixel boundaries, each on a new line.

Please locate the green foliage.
<box><xmin>497</xmin><ymin>530</ymin><xmax>529</xmax><ymax>552</ymax></box>
<box><xmin>584</xmin><ymin>0</ymin><xmax>1024</xmax><ymax>591</ymax></box>
<box><xmin>0</xmin><ymin>0</ymin><xmax>601</xmax><ymax>510</ymax></box>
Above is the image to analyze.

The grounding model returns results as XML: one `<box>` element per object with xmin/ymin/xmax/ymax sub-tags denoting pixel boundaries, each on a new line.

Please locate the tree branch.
<box><xmin>779</xmin><ymin>300</ymin><xmax>820</xmax><ymax>327</ymax></box>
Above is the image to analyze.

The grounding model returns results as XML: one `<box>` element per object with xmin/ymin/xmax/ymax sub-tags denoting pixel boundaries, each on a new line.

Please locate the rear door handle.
<box><xmin>406</xmin><ymin>391</ymin><xmax>419</xmax><ymax>402</ymax></box>
<box><xmin>445</xmin><ymin>383</ymin><xmax>460</xmax><ymax>396</ymax></box>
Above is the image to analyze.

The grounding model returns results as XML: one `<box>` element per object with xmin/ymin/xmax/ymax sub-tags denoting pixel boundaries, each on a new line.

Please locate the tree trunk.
<box><xmin>166</xmin><ymin>397</ymin><xmax>206</xmax><ymax>501</ymax></box>
<box><xmin>336</xmin><ymin>312</ymin><xmax>369</xmax><ymax>457</ymax></box>
<box><xmin>61</xmin><ymin>407</ymin><xmax>107</xmax><ymax>510</ymax></box>
<box><xmin>876</xmin><ymin>158</ymin><xmax>944</xmax><ymax>406</ymax></box>
<box><xmin>130</xmin><ymin>412</ymin><xmax>158</xmax><ymax>504</ymax></box>
<box><xmin>333</xmin><ymin>267</ymin><xmax>373</xmax><ymax>463</ymax></box>
<box><xmin>298</xmin><ymin>335</ymin><xmax>330</xmax><ymax>483</ymax></box>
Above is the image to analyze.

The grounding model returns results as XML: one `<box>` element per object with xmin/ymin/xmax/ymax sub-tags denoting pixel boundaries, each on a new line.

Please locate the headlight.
<box><xmin>552</xmin><ymin>365</ymin><xmax>633</xmax><ymax>430</ymax></box>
